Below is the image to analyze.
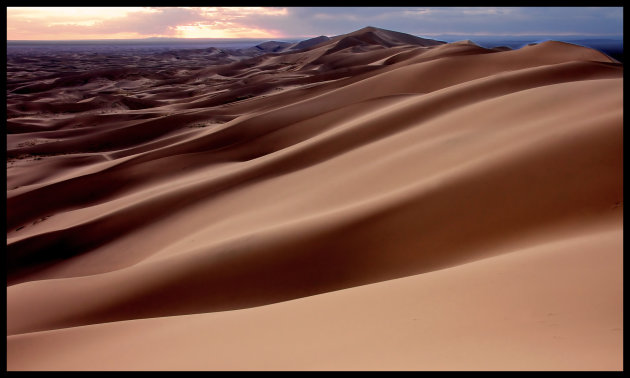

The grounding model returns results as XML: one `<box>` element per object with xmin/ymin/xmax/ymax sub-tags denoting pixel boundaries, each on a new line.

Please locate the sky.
<box><xmin>6</xmin><ymin>7</ymin><xmax>624</xmax><ymax>41</ymax></box>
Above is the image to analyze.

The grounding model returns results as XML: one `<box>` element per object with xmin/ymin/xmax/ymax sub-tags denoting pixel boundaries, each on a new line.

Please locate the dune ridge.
<box><xmin>6</xmin><ymin>27</ymin><xmax>623</xmax><ymax>370</ymax></box>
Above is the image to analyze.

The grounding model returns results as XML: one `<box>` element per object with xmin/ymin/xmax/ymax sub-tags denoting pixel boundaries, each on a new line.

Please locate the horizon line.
<box><xmin>6</xmin><ymin>33</ymin><xmax>624</xmax><ymax>43</ymax></box>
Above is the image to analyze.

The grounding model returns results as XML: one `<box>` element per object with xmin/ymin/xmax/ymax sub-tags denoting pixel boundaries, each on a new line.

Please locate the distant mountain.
<box><xmin>287</xmin><ymin>35</ymin><xmax>331</xmax><ymax>51</ymax></box>
<box><xmin>295</xmin><ymin>26</ymin><xmax>445</xmax><ymax>55</ymax></box>
<box><xmin>254</xmin><ymin>41</ymin><xmax>294</xmax><ymax>52</ymax></box>
<box><xmin>141</xmin><ymin>28</ymin><xmax>445</xmax><ymax>53</ymax></box>
<box><xmin>337</xmin><ymin>26</ymin><xmax>445</xmax><ymax>47</ymax></box>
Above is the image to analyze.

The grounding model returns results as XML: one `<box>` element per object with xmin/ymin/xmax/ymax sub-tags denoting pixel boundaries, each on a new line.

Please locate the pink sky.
<box><xmin>7</xmin><ymin>7</ymin><xmax>288</xmax><ymax>40</ymax></box>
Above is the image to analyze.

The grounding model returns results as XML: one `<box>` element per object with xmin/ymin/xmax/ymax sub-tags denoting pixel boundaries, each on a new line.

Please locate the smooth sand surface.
<box><xmin>7</xmin><ymin>224</ymin><xmax>622</xmax><ymax>370</ymax></box>
<box><xmin>6</xmin><ymin>27</ymin><xmax>623</xmax><ymax>370</ymax></box>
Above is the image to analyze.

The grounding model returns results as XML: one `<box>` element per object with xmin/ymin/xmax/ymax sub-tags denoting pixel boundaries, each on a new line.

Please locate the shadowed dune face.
<box><xmin>6</xmin><ymin>27</ymin><xmax>623</xmax><ymax>370</ymax></box>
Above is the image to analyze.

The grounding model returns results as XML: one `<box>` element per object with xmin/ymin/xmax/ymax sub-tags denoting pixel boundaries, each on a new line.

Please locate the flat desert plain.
<box><xmin>6</xmin><ymin>27</ymin><xmax>623</xmax><ymax>370</ymax></box>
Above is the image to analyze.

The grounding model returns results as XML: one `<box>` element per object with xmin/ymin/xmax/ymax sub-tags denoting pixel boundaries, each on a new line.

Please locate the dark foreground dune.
<box><xmin>6</xmin><ymin>27</ymin><xmax>623</xmax><ymax>370</ymax></box>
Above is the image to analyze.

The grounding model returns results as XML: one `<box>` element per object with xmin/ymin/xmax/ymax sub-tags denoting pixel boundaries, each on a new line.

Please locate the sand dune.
<box><xmin>7</xmin><ymin>226</ymin><xmax>622</xmax><ymax>370</ymax></box>
<box><xmin>6</xmin><ymin>27</ymin><xmax>623</xmax><ymax>370</ymax></box>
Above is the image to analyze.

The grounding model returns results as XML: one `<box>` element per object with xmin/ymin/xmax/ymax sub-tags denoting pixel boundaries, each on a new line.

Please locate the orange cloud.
<box><xmin>174</xmin><ymin>24</ymin><xmax>277</xmax><ymax>39</ymax></box>
<box><xmin>7</xmin><ymin>7</ymin><xmax>285</xmax><ymax>40</ymax></box>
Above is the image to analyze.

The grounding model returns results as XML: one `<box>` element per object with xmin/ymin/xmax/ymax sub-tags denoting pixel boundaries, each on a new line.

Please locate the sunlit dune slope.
<box><xmin>6</xmin><ymin>27</ymin><xmax>623</xmax><ymax>370</ymax></box>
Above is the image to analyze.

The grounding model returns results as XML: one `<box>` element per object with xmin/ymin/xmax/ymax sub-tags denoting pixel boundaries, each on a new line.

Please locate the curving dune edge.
<box><xmin>6</xmin><ymin>27</ymin><xmax>623</xmax><ymax>370</ymax></box>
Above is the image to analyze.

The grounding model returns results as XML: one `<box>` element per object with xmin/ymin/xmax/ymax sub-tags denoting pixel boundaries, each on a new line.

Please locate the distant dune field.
<box><xmin>6</xmin><ymin>27</ymin><xmax>623</xmax><ymax>371</ymax></box>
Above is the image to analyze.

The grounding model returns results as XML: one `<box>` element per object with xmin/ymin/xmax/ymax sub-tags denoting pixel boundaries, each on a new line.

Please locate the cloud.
<box><xmin>403</xmin><ymin>9</ymin><xmax>432</xmax><ymax>16</ymax></box>
<box><xmin>81</xmin><ymin>7</ymin><xmax>204</xmax><ymax>35</ymax></box>
<box><xmin>234</xmin><ymin>7</ymin><xmax>622</xmax><ymax>39</ymax></box>
<box><xmin>8</xmin><ymin>7</ymin><xmax>180</xmax><ymax>39</ymax></box>
<box><xmin>7</xmin><ymin>7</ymin><xmax>285</xmax><ymax>39</ymax></box>
<box><xmin>6</xmin><ymin>7</ymin><xmax>623</xmax><ymax>40</ymax></box>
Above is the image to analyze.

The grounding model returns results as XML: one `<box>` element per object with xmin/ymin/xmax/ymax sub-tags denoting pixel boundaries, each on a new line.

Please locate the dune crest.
<box><xmin>6</xmin><ymin>27</ymin><xmax>623</xmax><ymax>370</ymax></box>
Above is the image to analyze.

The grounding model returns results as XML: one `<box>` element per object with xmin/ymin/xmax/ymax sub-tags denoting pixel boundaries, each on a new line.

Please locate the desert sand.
<box><xmin>6</xmin><ymin>27</ymin><xmax>623</xmax><ymax>370</ymax></box>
